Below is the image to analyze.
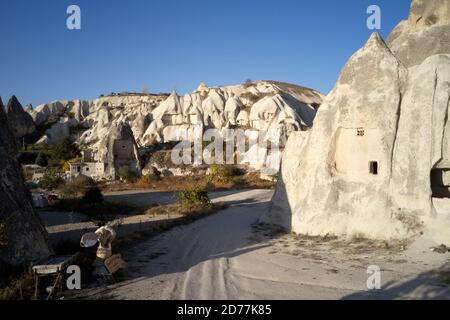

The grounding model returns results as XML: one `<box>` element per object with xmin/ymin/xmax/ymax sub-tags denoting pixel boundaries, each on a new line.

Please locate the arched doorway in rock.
<box><xmin>430</xmin><ymin>169</ymin><xmax>450</xmax><ymax>198</ymax></box>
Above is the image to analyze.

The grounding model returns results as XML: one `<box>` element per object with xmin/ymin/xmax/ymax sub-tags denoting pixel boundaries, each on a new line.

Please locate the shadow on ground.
<box><xmin>343</xmin><ymin>262</ymin><xmax>450</xmax><ymax>300</ymax></box>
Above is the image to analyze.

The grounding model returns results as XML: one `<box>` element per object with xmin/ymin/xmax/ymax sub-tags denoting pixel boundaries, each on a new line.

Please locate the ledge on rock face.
<box><xmin>387</xmin><ymin>0</ymin><xmax>450</xmax><ymax>68</ymax></box>
<box><xmin>408</xmin><ymin>0</ymin><xmax>450</xmax><ymax>29</ymax></box>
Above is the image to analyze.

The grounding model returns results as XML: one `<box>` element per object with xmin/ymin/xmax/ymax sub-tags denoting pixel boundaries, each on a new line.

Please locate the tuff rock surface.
<box><xmin>263</xmin><ymin>0</ymin><xmax>450</xmax><ymax>244</ymax></box>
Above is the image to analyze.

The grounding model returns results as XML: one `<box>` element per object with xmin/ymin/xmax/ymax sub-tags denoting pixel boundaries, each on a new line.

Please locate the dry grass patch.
<box><xmin>116</xmin><ymin>202</ymin><xmax>226</xmax><ymax>252</ymax></box>
<box><xmin>99</xmin><ymin>171</ymin><xmax>275</xmax><ymax>193</ymax></box>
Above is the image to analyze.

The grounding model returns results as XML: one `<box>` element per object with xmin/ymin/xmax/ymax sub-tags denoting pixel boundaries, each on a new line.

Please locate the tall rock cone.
<box><xmin>6</xmin><ymin>95</ymin><xmax>36</xmax><ymax>140</ymax></box>
<box><xmin>0</xmin><ymin>97</ymin><xmax>51</xmax><ymax>267</ymax></box>
<box><xmin>262</xmin><ymin>33</ymin><xmax>409</xmax><ymax>239</ymax></box>
<box><xmin>97</xmin><ymin>121</ymin><xmax>142</xmax><ymax>179</ymax></box>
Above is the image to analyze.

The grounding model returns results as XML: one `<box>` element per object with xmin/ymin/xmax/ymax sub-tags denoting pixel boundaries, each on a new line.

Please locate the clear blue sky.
<box><xmin>0</xmin><ymin>0</ymin><xmax>411</xmax><ymax>107</ymax></box>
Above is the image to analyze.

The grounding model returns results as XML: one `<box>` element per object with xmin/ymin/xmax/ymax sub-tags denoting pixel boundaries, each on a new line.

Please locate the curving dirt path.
<box><xmin>81</xmin><ymin>189</ymin><xmax>450</xmax><ymax>300</ymax></box>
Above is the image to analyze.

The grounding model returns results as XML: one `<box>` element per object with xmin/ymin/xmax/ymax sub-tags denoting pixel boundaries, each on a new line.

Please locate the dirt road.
<box><xmin>82</xmin><ymin>189</ymin><xmax>450</xmax><ymax>300</ymax></box>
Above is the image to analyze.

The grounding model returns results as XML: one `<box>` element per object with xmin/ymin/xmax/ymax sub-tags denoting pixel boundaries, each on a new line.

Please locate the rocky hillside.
<box><xmin>12</xmin><ymin>80</ymin><xmax>322</xmax><ymax>168</ymax></box>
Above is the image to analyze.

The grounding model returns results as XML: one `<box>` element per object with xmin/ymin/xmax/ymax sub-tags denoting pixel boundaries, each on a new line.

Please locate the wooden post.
<box><xmin>34</xmin><ymin>274</ymin><xmax>39</xmax><ymax>300</ymax></box>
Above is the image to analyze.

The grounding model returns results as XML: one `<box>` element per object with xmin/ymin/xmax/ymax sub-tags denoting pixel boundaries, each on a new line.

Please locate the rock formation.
<box><xmin>29</xmin><ymin>101</ymin><xmax>66</xmax><ymax>126</ymax></box>
<box><xmin>387</xmin><ymin>0</ymin><xmax>450</xmax><ymax>67</ymax></box>
<box><xmin>61</xmin><ymin>81</ymin><xmax>321</xmax><ymax>170</ymax></box>
<box><xmin>23</xmin><ymin>81</ymin><xmax>322</xmax><ymax>178</ymax></box>
<box><xmin>97</xmin><ymin>121</ymin><xmax>142</xmax><ymax>179</ymax></box>
<box><xmin>6</xmin><ymin>95</ymin><xmax>36</xmax><ymax>140</ymax></box>
<box><xmin>0</xmin><ymin>97</ymin><xmax>51</xmax><ymax>266</ymax></box>
<box><xmin>263</xmin><ymin>0</ymin><xmax>450</xmax><ymax>244</ymax></box>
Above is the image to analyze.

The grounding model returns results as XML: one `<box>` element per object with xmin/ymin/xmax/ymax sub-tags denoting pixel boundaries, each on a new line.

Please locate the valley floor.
<box><xmin>76</xmin><ymin>189</ymin><xmax>450</xmax><ymax>300</ymax></box>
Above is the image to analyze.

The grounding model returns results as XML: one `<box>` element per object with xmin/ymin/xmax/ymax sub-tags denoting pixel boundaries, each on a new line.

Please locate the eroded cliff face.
<box><xmin>99</xmin><ymin>121</ymin><xmax>142</xmax><ymax>179</ymax></box>
<box><xmin>264</xmin><ymin>0</ymin><xmax>450</xmax><ymax>243</ymax></box>
<box><xmin>387</xmin><ymin>0</ymin><xmax>450</xmax><ymax>68</ymax></box>
<box><xmin>0</xmin><ymin>98</ymin><xmax>51</xmax><ymax>267</ymax></box>
<box><xmin>263</xmin><ymin>34</ymin><xmax>412</xmax><ymax>239</ymax></box>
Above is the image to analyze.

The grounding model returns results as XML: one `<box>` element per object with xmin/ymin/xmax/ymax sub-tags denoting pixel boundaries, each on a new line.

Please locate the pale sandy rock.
<box><xmin>182</xmin><ymin>94</ymin><xmax>204</xmax><ymax>125</ymax></box>
<box><xmin>142</xmin><ymin>120</ymin><xmax>161</xmax><ymax>144</ymax></box>
<box><xmin>195</xmin><ymin>82</ymin><xmax>209</xmax><ymax>93</ymax></box>
<box><xmin>202</xmin><ymin>90</ymin><xmax>226</xmax><ymax>128</ymax></box>
<box><xmin>264</xmin><ymin>33</ymin><xmax>413</xmax><ymax>240</ymax></box>
<box><xmin>387</xmin><ymin>0</ymin><xmax>450</xmax><ymax>67</ymax></box>
<box><xmin>265</xmin><ymin>6</ymin><xmax>450</xmax><ymax>244</ymax></box>
<box><xmin>248</xmin><ymin>94</ymin><xmax>315</xmax><ymax>146</ymax></box>
<box><xmin>224</xmin><ymin>96</ymin><xmax>242</xmax><ymax>125</ymax></box>
<box><xmin>261</xmin><ymin>131</ymin><xmax>309</xmax><ymax>229</ymax></box>
<box><xmin>236</xmin><ymin>110</ymin><xmax>249</xmax><ymax>126</ymax></box>
<box><xmin>96</xmin><ymin>121</ymin><xmax>142</xmax><ymax>179</ymax></box>
<box><xmin>30</xmin><ymin>82</ymin><xmax>323</xmax><ymax>170</ymax></box>
<box><xmin>30</xmin><ymin>101</ymin><xmax>66</xmax><ymax>125</ymax></box>
<box><xmin>390</xmin><ymin>54</ymin><xmax>450</xmax><ymax>228</ymax></box>
<box><xmin>78</xmin><ymin>106</ymin><xmax>112</xmax><ymax>146</ymax></box>
<box><xmin>43</xmin><ymin>117</ymin><xmax>78</xmax><ymax>143</ymax></box>
<box><xmin>140</xmin><ymin>81</ymin><xmax>322</xmax><ymax>145</ymax></box>
<box><xmin>67</xmin><ymin>100</ymin><xmax>91</xmax><ymax>121</ymax></box>
<box><xmin>408</xmin><ymin>0</ymin><xmax>450</xmax><ymax>28</ymax></box>
<box><xmin>151</xmin><ymin>91</ymin><xmax>183</xmax><ymax>123</ymax></box>
<box><xmin>141</xmin><ymin>92</ymin><xmax>186</xmax><ymax>144</ymax></box>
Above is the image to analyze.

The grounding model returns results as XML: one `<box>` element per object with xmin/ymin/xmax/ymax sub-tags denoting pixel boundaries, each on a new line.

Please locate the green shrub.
<box><xmin>82</xmin><ymin>186</ymin><xmax>104</xmax><ymax>204</ymax></box>
<box><xmin>38</xmin><ymin>169</ymin><xmax>64</xmax><ymax>190</ymax></box>
<box><xmin>118</xmin><ymin>166</ymin><xmax>138</xmax><ymax>182</ymax></box>
<box><xmin>178</xmin><ymin>187</ymin><xmax>211</xmax><ymax>211</ymax></box>
<box><xmin>135</xmin><ymin>174</ymin><xmax>160</xmax><ymax>188</ymax></box>
<box><xmin>208</xmin><ymin>164</ymin><xmax>237</xmax><ymax>184</ymax></box>
<box><xmin>61</xmin><ymin>175</ymin><xmax>95</xmax><ymax>196</ymax></box>
<box><xmin>50</xmin><ymin>138</ymin><xmax>80</xmax><ymax>164</ymax></box>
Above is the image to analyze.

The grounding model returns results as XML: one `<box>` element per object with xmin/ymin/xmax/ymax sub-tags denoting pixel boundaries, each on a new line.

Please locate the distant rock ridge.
<box><xmin>20</xmin><ymin>80</ymin><xmax>324</xmax><ymax>173</ymax></box>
